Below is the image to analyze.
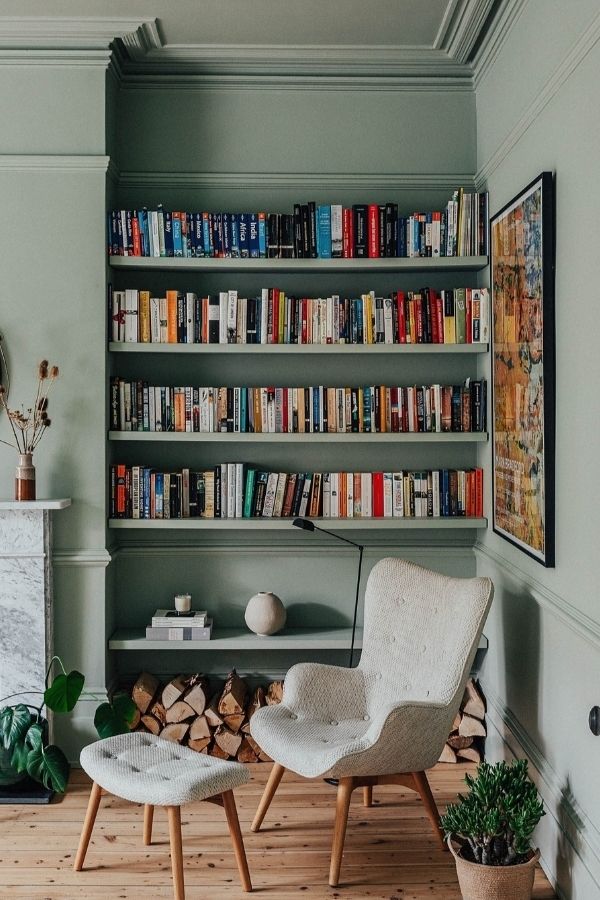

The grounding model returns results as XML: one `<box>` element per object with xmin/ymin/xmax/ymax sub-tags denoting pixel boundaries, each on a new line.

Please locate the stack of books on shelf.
<box><xmin>146</xmin><ymin>608</ymin><xmax>213</xmax><ymax>642</ymax></box>
<box><xmin>107</xmin><ymin>189</ymin><xmax>488</xmax><ymax>259</ymax></box>
<box><xmin>110</xmin><ymin>379</ymin><xmax>487</xmax><ymax>435</ymax></box>
<box><xmin>110</xmin><ymin>465</ymin><xmax>484</xmax><ymax>521</ymax></box>
<box><xmin>110</xmin><ymin>286</ymin><xmax>489</xmax><ymax>345</ymax></box>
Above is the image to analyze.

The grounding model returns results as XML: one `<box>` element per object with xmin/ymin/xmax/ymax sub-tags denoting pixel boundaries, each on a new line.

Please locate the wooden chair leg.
<box><xmin>222</xmin><ymin>790</ymin><xmax>252</xmax><ymax>892</ymax></box>
<box><xmin>329</xmin><ymin>777</ymin><xmax>354</xmax><ymax>887</ymax></box>
<box><xmin>167</xmin><ymin>806</ymin><xmax>185</xmax><ymax>900</ymax></box>
<box><xmin>251</xmin><ymin>762</ymin><xmax>285</xmax><ymax>832</ymax></box>
<box><xmin>74</xmin><ymin>781</ymin><xmax>102</xmax><ymax>871</ymax></box>
<box><xmin>412</xmin><ymin>770</ymin><xmax>447</xmax><ymax>851</ymax></box>
<box><xmin>363</xmin><ymin>785</ymin><xmax>373</xmax><ymax>807</ymax></box>
<box><xmin>143</xmin><ymin>804</ymin><xmax>154</xmax><ymax>846</ymax></box>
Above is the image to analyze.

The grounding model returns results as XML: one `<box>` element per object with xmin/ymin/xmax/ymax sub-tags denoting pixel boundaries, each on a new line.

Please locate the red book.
<box><xmin>390</xmin><ymin>387</ymin><xmax>399</xmax><ymax>432</ymax></box>
<box><xmin>283</xmin><ymin>388</ymin><xmax>289</xmax><ymax>433</ymax></box>
<box><xmin>271</xmin><ymin>289</ymin><xmax>279</xmax><ymax>343</ymax></box>
<box><xmin>342</xmin><ymin>208</ymin><xmax>354</xmax><ymax>258</ymax></box>
<box><xmin>466</xmin><ymin>289</ymin><xmax>472</xmax><ymax>343</ymax></box>
<box><xmin>116</xmin><ymin>464</ymin><xmax>126</xmax><ymax>517</ymax></box>
<box><xmin>415</xmin><ymin>296</ymin><xmax>424</xmax><ymax>343</ymax></box>
<box><xmin>372</xmin><ymin>472</ymin><xmax>384</xmax><ymax>517</ymax></box>
<box><xmin>428</xmin><ymin>290</ymin><xmax>439</xmax><ymax>343</ymax></box>
<box><xmin>475</xmin><ymin>468</ymin><xmax>483</xmax><ymax>517</ymax></box>
<box><xmin>401</xmin><ymin>387</ymin><xmax>409</xmax><ymax>432</ymax></box>
<box><xmin>131</xmin><ymin>216</ymin><xmax>141</xmax><ymax>256</ymax></box>
<box><xmin>301</xmin><ymin>298</ymin><xmax>308</xmax><ymax>344</ymax></box>
<box><xmin>396</xmin><ymin>291</ymin><xmax>406</xmax><ymax>343</ymax></box>
<box><xmin>434</xmin><ymin>292</ymin><xmax>444</xmax><ymax>343</ymax></box>
<box><xmin>367</xmin><ymin>204</ymin><xmax>380</xmax><ymax>258</ymax></box>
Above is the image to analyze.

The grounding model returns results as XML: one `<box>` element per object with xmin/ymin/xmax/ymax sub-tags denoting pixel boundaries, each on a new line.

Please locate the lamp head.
<box><xmin>292</xmin><ymin>517</ymin><xmax>315</xmax><ymax>532</ymax></box>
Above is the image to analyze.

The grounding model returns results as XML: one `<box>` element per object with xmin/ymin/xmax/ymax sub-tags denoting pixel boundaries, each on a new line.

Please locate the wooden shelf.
<box><xmin>108</xmin><ymin>430</ymin><xmax>488</xmax><ymax>443</ymax></box>
<box><xmin>109</xmin><ymin>342</ymin><xmax>488</xmax><ymax>354</ymax></box>
<box><xmin>109</xmin><ymin>256</ymin><xmax>488</xmax><ymax>273</ymax></box>
<box><xmin>109</xmin><ymin>625</ymin><xmax>489</xmax><ymax>653</ymax></box>
<box><xmin>108</xmin><ymin>517</ymin><xmax>487</xmax><ymax>530</ymax></box>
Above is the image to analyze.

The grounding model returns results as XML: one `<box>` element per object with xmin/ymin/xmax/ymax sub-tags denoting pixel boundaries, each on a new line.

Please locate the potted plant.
<box><xmin>441</xmin><ymin>759</ymin><xmax>545</xmax><ymax>900</ymax></box>
<box><xmin>0</xmin><ymin>656</ymin><xmax>137</xmax><ymax>798</ymax></box>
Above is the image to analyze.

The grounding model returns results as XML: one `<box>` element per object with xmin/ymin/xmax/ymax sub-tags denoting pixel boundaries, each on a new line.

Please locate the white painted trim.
<box><xmin>120</xmin><ymin>72</ymin><xmax>473</xmax><ymax>92</ymax></box>
<box><xmin>0</xmin><ymin>155</ymin><xmax>109</xmax><ymax>172</ymax></box>
<box><xmin>0</xmin><ymin>16</ymin><xmax>160</xmax><ymax>50</ymax></box>
<box><xmin>475</xmin><ymin>7</ymin><xmax>600</xmax><ymax>185</ymax></box>
<box><xmin>113</xmin><ymin>542</ymin><xmax>476</xmax><ymax>558</ymax></box>
<box><xmin>433</xmin><ymin>0</ymin><xmax>462</xmax><ymax>51</ymax></box>
<box><xmin>0</xmin><ymin>49</ymin><xmax>111</xmax><ymax>66</ymax></box>
<box><xmin>441</xmin><ymin>0</ymin><xmax>496</xmax><ymax>63</ymax></box>
<box><xmin>116</xmin><ymin>170</ymin><xmax>476</xmax><ymax>191</ymax></box>
<box><xmin>475</xmin><ymin>542</ymin><xmax>600</xmax><ymax>651</ymax></box>
<box><xmin>483</xmin><ymin>682</ymin><xmax>600</xmax><ymax>894</ymax></box>
<box><xmin>53</xmin><ymin>550</ymin><xmax>112</xmax><ymax>568</ymax></box>
<box><xmin>473</xmin><ymin>0</ymin><xmax>529</xmax><ymax>87</ymax></box>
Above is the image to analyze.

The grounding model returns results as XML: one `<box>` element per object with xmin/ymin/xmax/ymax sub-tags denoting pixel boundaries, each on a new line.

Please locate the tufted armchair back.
<box><xmin>358</xmin><ymin>558</ymin><xmax>493</xmax><ymax>713</ymax></box>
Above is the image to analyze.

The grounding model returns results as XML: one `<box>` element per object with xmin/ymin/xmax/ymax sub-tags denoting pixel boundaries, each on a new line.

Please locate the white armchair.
<box><xmin>250</xmin><ymin>557</ymin><xmax>493</xmax><ymax>886</ymax></box>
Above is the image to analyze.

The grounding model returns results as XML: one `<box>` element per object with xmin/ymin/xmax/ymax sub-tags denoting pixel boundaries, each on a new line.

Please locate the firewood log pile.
<box><xmin>438</xmin><ymin>678</ymin><xmax>486</xmax><ymax>764</ymax></box>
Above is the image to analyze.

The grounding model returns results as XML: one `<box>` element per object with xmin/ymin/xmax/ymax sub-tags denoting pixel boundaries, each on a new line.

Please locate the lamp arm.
<box><xmin>310</xmin><ymin>522</ymin><xmax>363</xmax><ymax>551</ymax></box>
<box><xmin>348</xmin><ymin>544</ymin><xmax>364</xmax><ymax>668</ymax></box>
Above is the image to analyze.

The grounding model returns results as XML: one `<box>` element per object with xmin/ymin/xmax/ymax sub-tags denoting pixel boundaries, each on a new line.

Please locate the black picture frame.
<box><xmin>490</xmin><ymin>171</ymin><xmax>555</xmax><ymax>566</ymax></box>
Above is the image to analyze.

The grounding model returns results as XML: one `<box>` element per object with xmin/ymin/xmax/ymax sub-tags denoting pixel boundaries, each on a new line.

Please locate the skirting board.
<box><xmin>482</xmin><ymin>682</ymin><xmax>600</xmax><ymax>900</ymax></box>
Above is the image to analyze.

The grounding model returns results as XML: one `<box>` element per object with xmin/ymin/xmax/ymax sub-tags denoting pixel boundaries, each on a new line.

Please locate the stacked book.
<box><xmin>146</xmin><ymin>609</ymin><xmax>213</xmax><ymax>642</ymax></box>
<box><xmin>110</xmin><ymin>286</ymin><xmax>489</xmax><ymax>345</ymax></box>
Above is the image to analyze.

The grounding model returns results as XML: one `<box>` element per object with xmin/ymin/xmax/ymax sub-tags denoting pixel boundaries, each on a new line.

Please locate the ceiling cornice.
<box><xmin>473</xmin><ymin>0</ymin><xmax>529</xmax><ymax>86</ymax></box>
<box><xmin>0</xmin><ymin>16</ymin><xmax>160</xmax><ymax>50</ymax></box>
<box><xmin>439</xmin><ymin>0</ymin><xmax>497</xmax><ymax>63</ymax></box>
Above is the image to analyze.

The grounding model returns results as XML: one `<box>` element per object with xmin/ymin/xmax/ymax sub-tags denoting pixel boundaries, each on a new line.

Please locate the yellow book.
<box><xmin>139</xmin><ymin>290</ymin><xmax>151</xmax><ymax>343</ymax></box>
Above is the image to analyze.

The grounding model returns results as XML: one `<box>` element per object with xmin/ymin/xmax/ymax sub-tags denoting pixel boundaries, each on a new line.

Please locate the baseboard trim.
<box><xmin>483</xmin><ymin>683</ymin><xmax>600</xmax><ymax>896</ymax></box>
<box><xmin>53</xmin><ymin>549</ymin><xmax>112</xmax><ymax>568</ymax></box>
<box><xmin>474</xmin><ymin>541</ymin><xmax>600</xmax><ymax>652</ymax></box>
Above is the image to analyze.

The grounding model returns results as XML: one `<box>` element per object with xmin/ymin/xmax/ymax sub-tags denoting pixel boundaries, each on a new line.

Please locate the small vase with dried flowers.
<box><xmin>0</xmin><ymin>360</ymin><xmax>59</xmax><ymax>501</ymax></box>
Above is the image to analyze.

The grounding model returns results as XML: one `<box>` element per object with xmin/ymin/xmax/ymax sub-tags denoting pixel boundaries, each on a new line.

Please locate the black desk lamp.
<box><xmin>292</xmin><ymin>517</ymin><xmax>364</xmax><ymax>667</ymax></box>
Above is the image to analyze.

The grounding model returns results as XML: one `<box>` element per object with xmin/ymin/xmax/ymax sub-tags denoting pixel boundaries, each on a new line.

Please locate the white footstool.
<box><xmin>74</xmin><ymin>733</ymin><xmax>252</xmax><ymax>899</ymax></box>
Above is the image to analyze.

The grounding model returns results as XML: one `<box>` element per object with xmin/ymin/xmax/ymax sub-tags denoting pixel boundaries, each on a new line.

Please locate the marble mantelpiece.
<box><xmin>0</xmin><ymin>499</ymin><xmax>70</xmax><ymax>706</ymax></box>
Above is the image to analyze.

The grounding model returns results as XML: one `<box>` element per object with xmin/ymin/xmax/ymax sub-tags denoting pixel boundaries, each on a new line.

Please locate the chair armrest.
<box><xmin>363</xmin><ymin>700</ymin><xmax>455</xmax><ymax>772</ymax></box>
<box><xmin>282</xmin><ymin>663</ymin><xmax>367</xmax><ymax>720</ymax></box>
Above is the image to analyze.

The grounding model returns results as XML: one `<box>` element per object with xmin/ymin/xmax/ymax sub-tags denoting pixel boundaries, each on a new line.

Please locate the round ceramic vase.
<box><xmin>245</xmin><ymin>591</ymin><xmax>287</xmax><ymax>636</ymax></box>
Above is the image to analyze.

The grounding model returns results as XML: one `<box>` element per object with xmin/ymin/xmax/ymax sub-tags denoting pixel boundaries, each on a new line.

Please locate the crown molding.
<box><xmin>440</xmin><ymin>0</ymin><xmax>497</xmax><ymax>63</ymax></box>
<box><xmin>0</xmin><ymin>154</ymin><xmax>110</xmax><ymax>172</ymax></box>
<box><xmin>0</xmin><ymin>16</ymin><xmax>161</xmax><ymax>51</ymax></box>
<box><xmin>473</xmin><ymin>0</ymin><xmax>529</xmax><ymax>86</ymax></box>
<box><xmin>0</xmin><ymin>48</ymin><xmax>111</xmax><ymax>66</ymax></box>
<box><xmin>119</xmin><ymin>71</ymin><xmax>473</xmax><ymax>91</ymax></box>
<box><xmin>53</xmin><ymin>549</ymin><xmax>112</xmax><ymax>568</ymax></box>
<box><xmin>116</xmin><ymin>170</ymin><xmax>476</xmax><ymax>192</ymax></box>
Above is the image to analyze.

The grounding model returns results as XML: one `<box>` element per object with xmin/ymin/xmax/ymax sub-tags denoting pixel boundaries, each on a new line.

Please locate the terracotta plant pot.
<box><xmin>449</xmin><ymin>839</ymin><xmax>540</xmax><ymax>900</ymax></box>
<box><xmin>15</xmin><ymin>452</ymin><xmax>36</xmax><ymax>501</ymax></box>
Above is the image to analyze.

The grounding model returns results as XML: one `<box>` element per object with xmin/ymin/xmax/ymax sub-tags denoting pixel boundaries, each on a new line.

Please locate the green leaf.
<box><xmin>94</xmin><ymin>692</ymin><xmax>137</xmax><ymax>739</ymax></box>
<box><xmin>25</xmin><ymin>723</ymin><xmax>44</xmax><ymax>752</ymax></box>
<box><xmin>26</xmin><ymin>743</ymin><xmax>70</xmax><ymax>792</ymax></box>
<box><xmin>112</xmin><ymin>692</ymin><xmax>138</xmax><ymax>728</ymax></box>
<box><xmin>0</xmin><ymin>705</ymin><xmax>32</xmax><ymax>751</ymax></box>
<box><xmin>44</xmin><ymin>670</ymin><xmax>84</xmax><ymax>713</ymax></box>
<box><xmin>10</xmin><ymin>740</ymin><xmax>29</xmax><ymax>774</ymax></box>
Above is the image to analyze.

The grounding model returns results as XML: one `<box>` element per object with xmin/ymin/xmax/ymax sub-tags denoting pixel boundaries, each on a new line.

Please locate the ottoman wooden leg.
<box><xmin>222</xmin><ymin>790</ymin><xmax>252</xmax><ymax>892</ymax></box>
<box><xmin>363</xmin><ymin>786</ymin><xmax>373</xmax><ymax>807</ymax></box>
<box><xmin>74</xmin><ymin>781</ymin><xmax>102</xmax><ymax>871</ymax></box>
<box><xmin>143</xmin><ymin>804</ymin><xmax>154</xmax><ymax>846</ymax></box>
<box><xmin>167</xmin><ymin>806</ymin><xmax>185</xmax><ymax>900</ymax></box>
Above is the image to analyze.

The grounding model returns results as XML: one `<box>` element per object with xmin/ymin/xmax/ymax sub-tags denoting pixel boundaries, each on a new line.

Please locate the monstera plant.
<box><xmin>0</xmin><ymin>657</ymin><xmax>137</xmax><ymax>793</ymax></box>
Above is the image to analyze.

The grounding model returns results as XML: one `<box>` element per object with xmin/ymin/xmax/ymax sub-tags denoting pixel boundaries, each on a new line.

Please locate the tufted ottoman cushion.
<box><xmin>80</xmin><ymin>733</ymin><xmax>250</xmax><ymax>807</ymax></box>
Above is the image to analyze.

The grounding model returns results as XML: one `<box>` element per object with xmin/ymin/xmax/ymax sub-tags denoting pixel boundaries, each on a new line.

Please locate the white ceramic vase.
<box><xmin>245</xmin><ymin>592</ymin><xmax>287</xmax><ymax>636</ymax></box>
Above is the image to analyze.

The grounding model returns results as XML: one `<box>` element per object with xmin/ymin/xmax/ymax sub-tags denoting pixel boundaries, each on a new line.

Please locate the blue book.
<box><xmin>137</xmin><ymin>210</ymin><xmax>149</xmax><ymax>256</ymax></box>
<box><xmin>231</xmin><ymin>214</ymin><xmax>240</xmax><ymax>258</ymax></box>
<box><xmin>248</xmin><ymin>214</ymin><xmax>259</xmax><ymax>258</ymax></box>
<box><xmin>258</xmin><ymin>214</ymin><xmax>267</xmax><ymax>257</ymax></box>
<box><xmin>155</xmin><ymin>472</ymin><xmax>164</xmax><ymax>518</ymax></box>
<box><xmin>240</xmin><ymin>388</ymin><xmax>247</xmax><ymax>432</ymax></box>
<box><xmin>143</xmin><ymin>468</ymin><xmax>151</xmax><ymax>519</ymax></box>
<box><xmin>193</xmin><ymin>213</ymin><xmax>204</xmax><ymax>257</ymax></box>
<box><xmin>222</xmin><ymin>212</ymin><xmax>232</xmax><ymax>257</ymax></box>
<box><xmin>312</xmin><ymin>388</ymin><xmax>320</xmax><ymax>432</ymax></box>
<box><xmin>184</xmin><ymin>213</ymin><xmax>192</xmax><ymax>257</ymax></box>
<box><xmin>441</xmin><ymin>469</ymin><xmax>449</xmax><ymax>517</ymax></box>
<box><xmin>397</xmin><ymin>216</ymin><xmax>407</xmax><ymax>257</ymax></box>
<box><xmin>238</xmin><ymin>214</ymin><xmax>249</xmax><ymax>257</ymax></box>
<box><xmin>212</xmin><ymin>213</ymin><xmax>222</xmax><ymax>257</ymax></box>
<box><xmin>316</xmin><ymin>206</ymin><xmax>331</xmax><ymax>258</ymax></box>
<box><xmin>202</xmin><ymin>213</ymin><xmax>211</xmax><ymax>257</ymax></box>
<box><xmin>363</xmin><ymin>387</ymin><xmax>371</xmax><ymax>432</ymax></box>
<box><xmin>172</xmin><ymin>215</ymin><xmax>183</xmax><ymax>257</ymax></box>
<box><xmin>163</xmin><ymin>211</ymin><xmax>174</xmax><ymax>257</ymax></box>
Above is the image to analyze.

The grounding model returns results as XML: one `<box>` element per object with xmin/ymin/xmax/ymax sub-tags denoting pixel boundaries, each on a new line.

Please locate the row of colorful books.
<box><xmin>107</xmin><ymin>191</ymin><xmax>488</xmax><ymax>259</ymax></box>
<box><xmin>110</xmin><ymin>287</ymin><xmax>489</xmax><ymax>345</ymax></box>
<box><xmin>110</xmin><ymin>465</ymin><xmax>484</xmax><ymax>520</ymax></box>
<box><xmin>111</xmin><ymin>380</ymin><xmax>487</xmax><ymax>435</ymax></box>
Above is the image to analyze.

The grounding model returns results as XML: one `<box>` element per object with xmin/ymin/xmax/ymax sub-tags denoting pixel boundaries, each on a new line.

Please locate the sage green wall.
<box><xmin>475</xmin><ymin>3</ymin><xmax>600</xmax><ymax>896</ymax></box>
<box><xmin>0</xmin><ymin>59</ymin><xmax>111</xmax><ymax>758</ymax></box>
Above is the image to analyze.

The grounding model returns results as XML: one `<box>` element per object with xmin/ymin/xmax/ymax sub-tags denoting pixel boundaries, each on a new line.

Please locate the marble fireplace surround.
<box><xmin>0</xmin><ymin>499</ymin><xmax>71</xmax><ymax>709</ymax></box>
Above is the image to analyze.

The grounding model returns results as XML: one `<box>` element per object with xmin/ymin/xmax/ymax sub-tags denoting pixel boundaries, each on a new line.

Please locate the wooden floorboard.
<box><xmin>0</xmin><ymin>762</ymin><xmax>556</xmax><ymax>898</ymax></box>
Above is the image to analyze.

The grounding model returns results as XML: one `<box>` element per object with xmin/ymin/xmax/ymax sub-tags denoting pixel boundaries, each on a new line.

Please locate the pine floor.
<box><xmin>0</xmin><ymin>763</ymin><xmax>556</xmax><ymax>899</ymax></box>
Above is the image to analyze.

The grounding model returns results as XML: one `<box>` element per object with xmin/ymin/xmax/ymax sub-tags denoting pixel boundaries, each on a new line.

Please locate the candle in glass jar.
<box><xmin>174</xmin><ymin>593</ymin><xmax>192</xmax><ymax>614</ymax></box>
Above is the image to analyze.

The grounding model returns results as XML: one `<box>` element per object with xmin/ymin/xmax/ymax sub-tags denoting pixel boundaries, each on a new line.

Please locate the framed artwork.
<box><xmin>490</xmin><ymin>171</ymin><xmax>555</xmax><ymax>566</ymax></box>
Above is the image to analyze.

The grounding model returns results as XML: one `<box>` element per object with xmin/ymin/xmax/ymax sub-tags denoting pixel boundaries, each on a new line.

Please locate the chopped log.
<box><xmin>218</xmin><ymin>670</ymin><xmax>247</xmax><ymax>717</ymax></box>
<box><xmin>188</xmin><ymin>736</ymin><xmax>211</xmax><ymax>753</ymax></box>
<box><xmin>246</xmin><ymin>735</ymin><xmax>272</xmax><ymax>763</ymax></box>
<box><xmin>224</xmin><ymin>713</ymin><xmax>245</xmax><ymax>734</ymax></box>
<box><xmin>183</xmin><ymin>678</ymin><xmax>210</xmax><ymax>716</ymax></box>
<box><xmin>452</xmin><ymin>712</ymin><xmax>462</xmax><ymax>731</ymax></box>
<box><xmin>457</xmin><ymin>745</ymin><xmax>482</xmax><ymax>764</ymax></box>
<box><xmin>447</xmin><ymin>734</ymin><xmax>474</xmax><ymax>751</ymax></box>
<box><xmin>266</xmin><ymin>681</ymin><xmax>284</xmax><ymax>705</ymax></box>
<box><xmin>462</xmin><ymin>679</ymin><xmax>485</xmax><ymax>720</ymax></box>
<box><xmin>237</xmin><ymin>738</ymin><xmax>259</xmax><ymax>763</ymax></box>
<box><xmin>150</xmin><ymin>700</ymin><xmax>167</xmax><ymax>726</ymax></box>
<box><xmin>205</xmin><ymin>691</ymin><xmax>225</xmax><ymax>728</ymax></box>
<box><xmin>189</xmin><ymin>715</ymin><xmax>211</xmax><ymax>741</ymax></box>
<box><xmin>459</xmin><ymin>713</ymin><xmax>487</xmax><ymax>738</ymax></box>
<box><xmin>140</xmin><ymin>714</ymin><xmax>161</xmax><ymax>735</ymax></box>
<box><xmin>247</xmin><ymin>685</ymin><xmax>267</xmax><ymax>720</ymax></box>
<box><xmin>209</xmin><ymin>742</ymin><xmax>230</xmax><ymax>760</ymax></box>
<box><xmin>129</xmin><ymin>708</ymin><xmax>141</xmax><ymax>730</ymax></box>
<box><xmin>132</xmin><ymin>672</ymin><xmax>159</xmax><ymax>714</ymax></box>
<box><xmin>165</xmin><ymin>701</ymin><xmax>196</xmax><ymax>724</ymax></box>
<box><xmin>162</xmin><ymin>675</ymin><xmax>189</xmax><ymax>710</ymax></box>
<box><xmin>438</xmin><ymin>743</ymin><xmax>458</xmax><ymax>764</ymax></box>
<box><xmin>161</xmin><ymin>723</ymin><xmax>189</xmax><ymax>743</ymax></box>
<box><xmin>214</xmin><ymin>725</ymin><xmax>243</xmax><ymax>757</ymax></box>
<box><xmin>241</xmin><ymin>720</ymin><xmax>252</xmax><ymax>735</ymax></box>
